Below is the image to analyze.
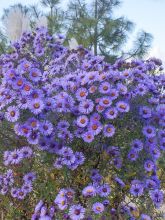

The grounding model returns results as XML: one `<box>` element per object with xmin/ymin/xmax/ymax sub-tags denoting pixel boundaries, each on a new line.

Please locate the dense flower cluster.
<box><xmin>0</xmin><ymin>27</ymin><xmax>164</xmax><ymax>219</ymax></box>
<box><xmin>0</xmin><ymin>169</ymin><xmax>35</xmax><ymax>200</ymax></box>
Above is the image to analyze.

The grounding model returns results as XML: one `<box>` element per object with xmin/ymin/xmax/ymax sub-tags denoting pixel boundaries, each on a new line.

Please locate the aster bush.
<box><xmin>0</xmin><ymin>27</ymin><xmax>164</xmax><ymax>220</ymax></box>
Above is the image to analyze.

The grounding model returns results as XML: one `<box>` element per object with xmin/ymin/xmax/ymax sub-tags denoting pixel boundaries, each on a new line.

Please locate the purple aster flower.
<box><xmin>54</xmin><ymin>196</ymin><xmax>68</xmax><ymax>210</ymax></box>
<box><xmin>112</xmin><ymin>157</ymin><xmax>122</xmax><ymax>169</ymax></box>
<box><xmin>139</xmin><ymin>106</ymin><xmax>152</xmax><ymax>119</ymax></box>
<box><xmin>65</xmin><ymin>188</ymin><xmax>75</xmax><ymax>201</ymax></box>
<box><xmin>45</xmin><ymin>98</ymin><xmax>55</xmax><ymax>110</ymax></box>
<box><xmin>38</xmin><ymin>137</ymin><xmax>50</xmax><ymax>151</ymax></box>
<box><xmin>29</xmin><ymin>68</ymin><xmax>42</xmax><ymax>82</ymax></box>
<box><xmin>12</xmin><ymin>77</ymin><xmax>24</xmax><ymax>90</ymax></box>
<box><xmin>35</xmin><ymin>47</ymin><xmax>45</xmax><ymax>57</ymax></box>
<box><xmin>1</xmin><ymin>186</ymin><xmax>8</xmax><ymax>195</ymax></box>
<box><xmin>76</xmin><ymin>115</ymin><xmax>89</xmax><ymax>128</ymax></box>
<box><xmin>20</xmin><ymin>146</ymin><xmax>33</xmax><ymax>158</ymax></box>
<box><xmin>92</xmin><ymin>202</ymin><xmax>104</xmax><ymax>214</ymax></box>
<box><xmin>105</xmin><ymin>107</ymin><xmax>118</xmax><ymax>120</ymax></box>
<box><xmin>150</xmin><ymin>147</ymin><xmax>160</xmax><ymax>160</ymax></box>
<box><xmin>57</xmin><ymin>120</ymin><xmax>70</xmax><ymax>130</ymax></box>
<box><xmin>53</xmin><ymin>157</ymin><xmax>63</xmax><ymax>169</ymax></box>
<box><xmin>91</xmin><ymin>173</ymin><xmax>103</xmax><ymax>184</ymax></box>
<box><xmin>110</xmin><ymin>208</ymin><xmax>117</xmax><ymax>215</ymax></box>
<box><xmin>27</xmin><ymin>117</ymin><xmax>40</xmax><ymax>130</ymax></box>
<box><xmin>114</xmin><ymin>177</ymin><xmax>125</xmax><ymax>188</ymax></box>
<box><xmin>136</xmin><ymin>83</ymin><xmax>148</xmax><ymax>96</ymax></box>
<box><xmin>8</xmin><ymin>149</ymin><xmax>23</xmax><ymax>165</ymax></box>
<box><xmin>49</xmin><ymin>205</ymin><xmax>56</xmax><ymax>218</ymax></box>
<box><xmin>103</xmin><ymin>124</ymin><xmax>115</xmax><ymax>137</ymax></box>
<box><xmin>82</xmin><ymin>185</ymin><xmax>97</xmax><ymax>197</ymax></box>
<box><xmin>128</xmin><ymin>149</ymin><xmax>138</xmax><ymax>161</ymax></box>
<box><xmin>29</xmin><ymin>99</ymin><xmax>44</xmax><ymax>114</ymax></box>
<box><xmin>63</xmin><ymin>213</ymin><xmax>70</xmax><ymax>220</ymax></box>
<box><xmin>99</xmin><ymin>82</ymin><xmax>111</xmax><ymax>94</ymax></box>
<box><xmin>30</xmin><ymin>89</ymin><xmax>44</xmax><ymax>100</ymax></box>
<box><xmin>23</xmin><ymin>172</ymin><xmax>36</xmax><ymax>183</ymax></box>
<box><xmin>40</xmin><ymin>205</ymin><xmax>47</xmax><ymax>217</ymax></box>
<box><xmin>75</xmin><ymin>87</ymin><xmax>88</xmax><ymax>100</ymax></box>
<box><xmin>145</xmin><ymin>179</ymin><xmax>157</xmax><ymax>190</ymax></box>
<box><xmin>18</xmin><ymin>123</ymin><xmax>31</xmax><ymax>137</ymax></box>
<box><xmin>109</xmin><ymin>89</ymin><xmax>119</xmax><ymax>100</ymax></box>
<box><xmin>74</xmin><ymin>127</ymin><xmax>84</xmax><ymax>138</ymax></box>
<box><xmin>150</xmin><ymin>189</ymin><xmax>164</xmax><ymax>208</ymax></box>
<box><xmin>117</xmin><ymin>83</ymin><xmax>128</xmax><ymax>95</ymax></box>
<box><xmin>58</xmin><ymin>130</ymin><xmax>73</xmax><ymax>142</ymax></box>
<box><xmin>62</xmin><ymin>153</ymin><xmax>76</xmax><ymax>166</ymax></box>
<box><xmin>50</xmin><ymin>142</ymin><xmax>63</xmax><ymax>155</ymax></box>
<box><xmin>0</xmin><ymin>112</ymin><xmax>4</xmax><ymax>121</ymax></box>
<box><xmin>11</xmin><ymin>187</ymin><xmax>19</xmax><ymax>198</ymax></box>
<box><xmin>130</xmin><ymin>182</ymin><xmax>144</xmax><ymax>197</ymax></box>
<box><xmin>89</xmin><ymin>85</ymin><xmax>97</xmax><ymax>94</ymax></box>
<box><xmin>148</xmin><ymin>97</ymin><xmax>159</xmax><ymax>105</ymax></box>
<box><xmin>22</xmin><ymin>183</ymin><xmax>33</xmax><ymax>193</ymax></box>
<box><xmin>67</xmin><ymin>161</ymin><xmax>79</xmax><ymax>170</ymax></box>
<box><xmin>140</xmin><ymin>214</ymin><xmax>151</xmax><ymax>220</ymax></box>
<box><xmin>131</xmin><ymin>139</ymin><xmax>143</xmax><ymax>152</ymax></box>
<box><xmin>90</xmin><ymin>113</ymin><xmax>101</xmax><ymax>121</ymax></box>
<box><xmin>57</xmin><ymin>188</ymin><xmax>67</xmax><ymax>197</ymax></box>
<box><xmin>3</xmin><ymin>90</ymin><xmax>15</xmax><ymax>105</ymax></box>
<box><xmin>144</xmin><ymin>160</ymin><xmax>155</xmax><ymax>172</ymax></box>
<box><xmin>142</xmin><ymin>125</ymin><xmax>156</xmax><ymax>138</ymax></box>
<box><xmin>158</xmin><ymin>129</ymin><xmax>165</xmax><ymax>139</ymax></box>
<box><xmin>34</xmin><ymin>200</ymin><xmax>44</xmax><ymax>213</ymax></box>
<box><xmin>99</xmin><ymin>97</ymin><xmax>112</xmax><ymax>108</ymax></box>
<box><xmin>85</xmin><ymin>71</ymin><xmax>99</xmax><ymax>84</ymax></box>
<box><xmin>5</xmin><ymin>68</ymin><xmax>17</xmax><ymax>80</ymax></box>
<box><xmin>5</xmin><ymin>106</ymin><xmax>20</xmax><ymax>122</ymax></box>
<box><xmin>97</xmin><ymin>184</ymin><xmax>111</xmax><ymax>197</ymax></box>
<box><xmin>96</xmin><ymin>104</ymin><xmax>105</xmax><ymax>113</ymax></box>
<box><xmin>17</xmin><ymin>97</ymin><xmax>29</xmax><ymax>110</ymax></box>
<box><xmin>21</xmin><ymin>82</ymin><xmax>33</xmax><ymax>95</ymax></box>
<box><xmin>90</xmin><ymin>169</ymin><xmax>99</xmax><ymax>178</ymax></box>
<box><xmin>121</xmin><ymin>70</ymin><xmax>132</xmax><ymax>78</ymax></box>
<box><xmin>79</xmin><ymin>99</ymin><xmax>94</xmax><ymax>114</ymax></box>
<box><xmin>27</xmin><ymin>131</ymin><xmax>40</xmax><ymax>145</ymax></box>
<box><xmin>89</xmin><ymin>120</ymin><xmax>103</xmax><ymax>135</ymax></box>
<box><xmin>116</xmin><ymin>101</ymin><xmax>130</xmax><ymax>113</ymax></box>
<box><xmin>74</xmin><ymin>152</ymin><xmax>85</xmax><ymax>165</ymax></box>
<box><xmin>17</xmin><ymin>188</ymin><xmax>27</xmax><ymax>200</ymax></box>
<box><xmin>106</xmin><ymin>146</ymin><xmax>120</xmax><ymax>157</ymax></box>
<box><xmin>69</xmin><ymin>204</ymin><xmax>85</xmax><ymax>220</ymax></box>
<box><xmin>82</xmin><ymin>131</ymin><xmax>94</xmax><ymax>143</ymax></box>
<box><xmin>20</xmin><ymin>60</ymin><xmax>32</xmax><ymax>72</ymax></box>
<box><xmin>59</xmin><ymin>146</ymin><xmax>73</xmax><ymax>157</ymax></box>
<box><xmin>3</xmin><ymin>151</ymin><xmax>11</xmax><ymax>166</ymax></box>
<box><xmin>150</xmin><ymin>175</ymin><xmax>160</xmax><ymax>188</ymax></box>
<box><xmin>3</xmin><ymin>169</ymin><xmax>14</xmax><ymax>186</ymax></box>
<box><xmin>39</xmin><ymin>121</ymin><xmax>53</xmax><ymax>135</ymax></box>
<box><xmin>160</xmin><ymin>138</ymin><xmax>165</xmax><ymax>151</ymax></box>
<box><xmin>103</xmin><ymin>200</ymin><xmax>110</xmax><ymax>207</ymax></box>
<box><xmin>146</xmin><ymin>137</ymin><xmax>157</xmax><ymax>147</ymax></box>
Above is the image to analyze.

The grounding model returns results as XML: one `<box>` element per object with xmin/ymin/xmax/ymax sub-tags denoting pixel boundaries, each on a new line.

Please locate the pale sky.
<box><xmin>0</xmin><ymin>0</ymin><xmax>164</xmax><ymax>61</ymax></box>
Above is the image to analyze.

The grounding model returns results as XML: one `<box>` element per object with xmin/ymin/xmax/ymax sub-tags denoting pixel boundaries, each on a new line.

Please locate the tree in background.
<box><xmin>0</xmin><ymin>0</ymin><xmax>153</xmax><ymax>62</ymax></box>
<box><xmin>0</xmin><ymin>30</ymin><xmax>8</xmax><ymax>54</ymax></box>
<box><xmin>66</xmin><ymin>0</ymin><xmax>153</xmax><ymax>62</ymax></box>
<box><xmin>41</xmin><ymin>0</ymin><xmax>65</xmax><ymax>34</ymax></box>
